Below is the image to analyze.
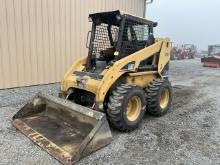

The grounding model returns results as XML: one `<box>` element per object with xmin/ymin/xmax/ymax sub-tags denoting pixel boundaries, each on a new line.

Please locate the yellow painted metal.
<box><xmin>61</xmin><ymin>56</ymin><xmax>87</xmax><ymax>91</ymax></box>
<box><xmin>63</xmin><ymin>56</ymin><xmax>87</xmax><ymax>80</ymax></box>
<box><xmin>157</xmin><ymin>38</ymin><xmax>171</xmax><ymax>76</ymax></box>
<box><xmin>61</xmin><ymin>38</ymin><xmax>171</xmax><ymax>105</ymax></box>
<box><xmin>96</xmin><ymin>39</ymin><xmax>170</xmax><ymax>102</ymax></box>
<box><xmin>126</xmin><ymin>72</ymin><xmax>158</xmax><ymax>88</ymax></box>
<box><xmin>126</xmin><ymin>96</ymin><xmax>142</xmax><ymax>122</ymax></box>
<box><xmin>160</xmin><ymin>88</ymin><xmax>170</xmax><ymax>109</ymax></box>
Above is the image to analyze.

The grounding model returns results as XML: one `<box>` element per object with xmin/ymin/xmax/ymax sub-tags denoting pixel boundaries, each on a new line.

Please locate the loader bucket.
<box><xmin>12</xmin><ymin>93</ymin><xmax>112</xmax><ymax>164</ymax></box>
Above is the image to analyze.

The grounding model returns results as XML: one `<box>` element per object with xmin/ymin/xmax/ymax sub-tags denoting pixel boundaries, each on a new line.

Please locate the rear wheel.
<box><xmin>146</xmin><ymin>79</ymin><xmax>172</xmax><ymax>116</ymax></box>
<box><xmin>107</xmin><ymin>84</ymin><xmax>146</xmax><ymax>132</ymax></box>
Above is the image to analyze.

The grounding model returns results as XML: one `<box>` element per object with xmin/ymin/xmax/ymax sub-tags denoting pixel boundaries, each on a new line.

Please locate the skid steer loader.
<box><xmin>12</xmin><ymin>10</ymin><xmax>172</xmax><ymax>164</ymax></box>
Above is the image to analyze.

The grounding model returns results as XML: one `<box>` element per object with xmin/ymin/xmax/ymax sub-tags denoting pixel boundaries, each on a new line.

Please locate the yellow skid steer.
<box><xmin>12</xmin><ymin>10</ymin><xmax>172</xmax><ymax>164</ymax></box>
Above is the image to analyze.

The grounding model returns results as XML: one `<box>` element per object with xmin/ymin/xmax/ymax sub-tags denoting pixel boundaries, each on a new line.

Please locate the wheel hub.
<box><xmin>126</xmin><ymin>96</ymin><xmax>141</xmax><ymax>122</ymax></box>
<box><xmin>160</xmin><ymin>89</ymin><xmax>170</xmax><ymax>109</ymax></box>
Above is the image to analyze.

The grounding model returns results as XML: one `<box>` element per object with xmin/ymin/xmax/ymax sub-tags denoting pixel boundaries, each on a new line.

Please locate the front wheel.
<box><xmin>107</xmin><ymin>84</ymin><xmax>146</xmax><ymax>132</ymax></box>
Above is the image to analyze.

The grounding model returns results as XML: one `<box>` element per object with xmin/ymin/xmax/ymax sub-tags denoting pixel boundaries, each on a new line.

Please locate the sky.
<box><xmin>146</xmin><ymin>0</ymin><xmax>220</xmax><ymax>50</ymax></box>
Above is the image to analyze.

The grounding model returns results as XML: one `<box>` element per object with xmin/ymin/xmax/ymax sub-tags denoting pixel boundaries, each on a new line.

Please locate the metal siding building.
<box><xmin>0</xmin><ymin>0</ymin><xmax>145</xmax><ymax>89</ymax></box>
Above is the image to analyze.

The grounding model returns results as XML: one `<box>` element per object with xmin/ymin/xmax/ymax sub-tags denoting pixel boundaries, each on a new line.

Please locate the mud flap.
<box><xmin>12</xmin><ymin>93</ymin><xmax>112</xmax><ymax>165</ymax></box>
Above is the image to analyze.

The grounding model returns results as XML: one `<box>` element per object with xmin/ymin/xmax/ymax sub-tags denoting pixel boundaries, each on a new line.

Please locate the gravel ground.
<box><xmin>0</xmin><ymin>58</ymin><xmax>220</xmax><ymax>165</ymax></box>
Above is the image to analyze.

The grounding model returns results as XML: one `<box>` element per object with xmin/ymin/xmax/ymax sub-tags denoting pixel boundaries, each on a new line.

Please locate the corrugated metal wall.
<box><xmin>0</xmin><ymin>0</ymin><xmax>145</xmax><ymax>89</ymax></box>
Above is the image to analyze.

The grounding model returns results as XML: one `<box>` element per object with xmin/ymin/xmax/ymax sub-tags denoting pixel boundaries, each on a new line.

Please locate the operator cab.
<box><xmin>86</xmin><ymin>10</ymin><xmax>158</xmax><ymax>72</ymax></box>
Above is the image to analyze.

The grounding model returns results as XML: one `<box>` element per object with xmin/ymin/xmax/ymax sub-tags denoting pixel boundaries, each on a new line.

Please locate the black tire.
<box><xmin>146</xmin><ymin>79</ymin><xmax>172</xmax><ymax>116</ymax></box>
<box><xmin>107</xmin><ymin>84</ymin><xmax>146</xmax><ymax>132</ymax></box>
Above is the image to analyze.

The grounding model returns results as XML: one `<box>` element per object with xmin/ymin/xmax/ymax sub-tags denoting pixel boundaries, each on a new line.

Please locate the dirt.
<box><xmin>0</xmin><ymin>58</ymin><xmax>220</xmax><ymax>165</ymax></box>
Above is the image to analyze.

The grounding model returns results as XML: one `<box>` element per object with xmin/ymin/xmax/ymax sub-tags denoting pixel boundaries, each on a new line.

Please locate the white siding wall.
<box><xmin>0</xmin><ymin>0</ymin><xmax>145</xmax><ymax>89</ymax></box>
